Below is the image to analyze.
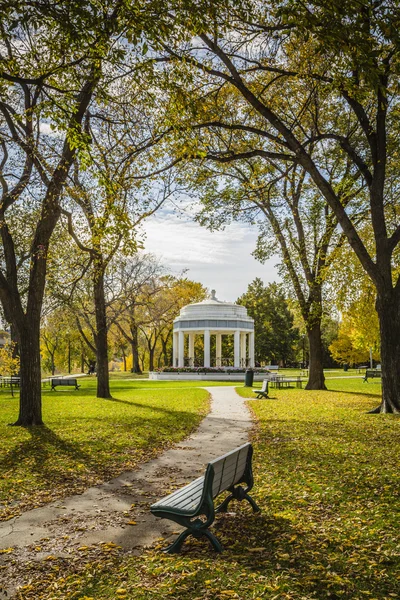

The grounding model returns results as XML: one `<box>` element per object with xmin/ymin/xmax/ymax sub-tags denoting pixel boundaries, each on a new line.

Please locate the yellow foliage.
<box><xmin>0</xmin><ymin>342</ymin><xmax>19</xmax><ymax>376</ymax></box>
<box><xmin>125</xmin><ymin>354</ymin><xmax>133</xmax><ymax>371</ymax></box>
<box><xmin>329</xmin><ymin>293</ymin><xmax>380</xmax><ymax>365</ymax></box>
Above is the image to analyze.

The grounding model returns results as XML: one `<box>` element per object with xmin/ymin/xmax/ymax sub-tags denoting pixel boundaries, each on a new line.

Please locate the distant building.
<box><xmin>172</xmin><ymin>290</ymin><xmax>255</xmax><ymax>368</ymax></box>
<box><xmin>0</xmin><ymin>330</ymin><xmax>10</xmax><ymax>348</ymax></box>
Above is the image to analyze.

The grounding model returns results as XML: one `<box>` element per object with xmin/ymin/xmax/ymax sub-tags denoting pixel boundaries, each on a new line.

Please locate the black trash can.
<box><xmin>244</xmin><ymin>369</ymin><xmax>254</xmax><ymax>387</ymax></box>
<box><xmin>343</xmin><ymin>363</ymin><xmax>349</xmax><ymax>372</ymax></box>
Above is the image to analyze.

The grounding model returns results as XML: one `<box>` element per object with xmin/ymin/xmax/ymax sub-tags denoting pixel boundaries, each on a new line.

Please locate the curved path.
<box><xmin>0</xmin><ymin>386</ymin><xmax>252</xmax><ymax>597</ymax></box>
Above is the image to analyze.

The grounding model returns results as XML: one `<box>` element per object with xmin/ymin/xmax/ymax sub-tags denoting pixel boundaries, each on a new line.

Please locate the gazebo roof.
<box><xmin>174</xmin><ymin>290</ymin><xmax>253</xmax><ymax>324</ymax></box>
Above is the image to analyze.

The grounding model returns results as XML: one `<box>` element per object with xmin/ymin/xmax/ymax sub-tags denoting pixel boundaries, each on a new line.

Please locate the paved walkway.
<box><xmin>0</xmin><ymin>386</ymin><xmax>251</xmax><ymax>597</ymax></box>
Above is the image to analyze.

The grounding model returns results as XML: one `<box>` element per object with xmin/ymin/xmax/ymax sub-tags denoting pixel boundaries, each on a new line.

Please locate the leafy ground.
<box><xmin>28</xmin><ymin>377</ymin><xmax>400</xmax><ymax>600</ymax></box>
<box><xmin>0</xmin><ymin>378</ymin><xmax>216</xmax><ymax>520</ymax></box>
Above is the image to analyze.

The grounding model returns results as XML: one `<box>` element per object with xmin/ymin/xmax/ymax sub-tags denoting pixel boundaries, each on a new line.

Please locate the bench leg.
<box><xmin>244</xmin><ymin>494</ymin><xmax>261</xmax><ymax>513</ymax></box>
<box><xmin>164</xmin><ymin>529</ymin><xmax>192</xmax><ymax>554</ymax></box>
<box><xmin>202</xmin><ymin>529</ymin><xmax>223</xmax><ymax>552</ymax></box>
<box><xmin>164</xmin><ymin>527</ymin><xmax>223</xmax><ymax>554</ymax></box>
<box><xmin>216</xmin><ymin>488</ymin><xmax>261</xmax><ymax>514</ymax></box>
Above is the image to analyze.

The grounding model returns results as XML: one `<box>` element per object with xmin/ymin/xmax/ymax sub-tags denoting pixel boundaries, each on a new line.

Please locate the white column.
<box><xmin>216</xmin><ymin>333</ymin><xmax>222</xmax><ymax>367</ymax></box>
<box><xmin>234</xmin><ymin>330</ymin><xmax>240</xmax><ymax>368</ymax></box>
<box><xmin>241</xmin><ymin>332</ymin><xmax>247</xmax><ymax>368</ymax></box>
<box><xmin>204</xmin><ymin>329</ymin><xmax>210</xmax><ymax>368</ymax></box>
<box><xmin>188</xmin><ymin>333</ymin><xmax>195</xmax><ymax>367</ymax></box>
<box><xmin>173</xmin><ymin>331</ymin><xmax>178</xmax><ymax>367</ymax></box>
<box><xmin>178</xmin><ymin>330</ymin><xmax>185</xmax><ymax>368</ymax></box>
<box><xmin>249</xmin><ymin>331</ymin><xmax>255</xmax><ymax>367</ymax></box>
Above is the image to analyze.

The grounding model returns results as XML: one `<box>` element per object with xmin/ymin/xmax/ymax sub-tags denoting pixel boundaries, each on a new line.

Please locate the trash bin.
<box><xmin>343</xmin><ymin>363</ymin><xmax>349</xmax><ymax>372</ymax></box>
<box><xmin>244</xmin><ymin>369</ymin><xmax>254</xmax><ymax>387</ymax></box>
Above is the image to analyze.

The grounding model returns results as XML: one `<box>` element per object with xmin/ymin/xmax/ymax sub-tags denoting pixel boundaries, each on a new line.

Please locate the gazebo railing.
<box><xmin>181</xmin><ymin>357</ymin><xmax>251</xmax><ymax>368</ymax></box>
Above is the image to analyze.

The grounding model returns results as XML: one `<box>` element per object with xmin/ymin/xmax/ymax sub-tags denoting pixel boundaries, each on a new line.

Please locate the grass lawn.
<box><xmin>0</xmin><ymin>378</ymin><xmax>213</xmax><ymax>520</ymax></box>
<box><xmin>45</xmin><ymin>377</ymin><xmax>400</xmax><ymax>600</ymax></box>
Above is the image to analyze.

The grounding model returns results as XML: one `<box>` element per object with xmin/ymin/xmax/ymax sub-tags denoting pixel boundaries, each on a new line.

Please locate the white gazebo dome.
<box><xmin>172</xmin><ymin>290</ymin><xmax>254</xmax><ymax>368</ymax></box>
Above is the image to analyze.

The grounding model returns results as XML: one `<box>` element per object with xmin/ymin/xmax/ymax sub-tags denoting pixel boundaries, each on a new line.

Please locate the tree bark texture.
<box><xmin>93</xmin><ymin>269</ymin><xmax>111</xmax><ymax>399</ymax></box>
<box><xmin>149</xmin><ymin>347</ymin><xmax>155</xmax><ymax>373</ymax></box>
<box><xmin>305</xmin><ymin>323</ymin><xmax>327</xmax><ymax>391</ymax></box>
<box><xmin>13</xmin><ymin>322</ymin><xmax>43</xmax><ymax>426</ymax></box>
<box><xmin>375</xmin><ymin>292</ymin><xmax>400</xmax><ymax>413</ymax></box>
<box><xmin>131</xmin><ymin>323</ymin><xmax>142</xmax><ymax>374</ymax></box>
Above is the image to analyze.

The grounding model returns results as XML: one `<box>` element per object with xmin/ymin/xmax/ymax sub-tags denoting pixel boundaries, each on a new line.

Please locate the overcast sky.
<box><xmin>139</xmin><ymin>207</ymin><xmax>280</xmax><ymax>301</ymax></box>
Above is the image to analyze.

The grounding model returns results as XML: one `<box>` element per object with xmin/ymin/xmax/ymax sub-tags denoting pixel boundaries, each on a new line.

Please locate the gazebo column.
<box><xmin>234</xmin><ymin>330</ymin><xmax>240</xmax><ymax>368</ymax></box>
<box><xmin>204</xmin><ymin>329</ymin><xmax>210</xmax><ymax>368</ymax></box>
<box><xmin>173</xmin><ymin>331</ymin><xmax>178</xmax><ymax>367</ymax></box>
<box><xmin>178</xmin><ymin>330</ymin><xmax>185</xmax><ymax>368</ymax></box>
<box><xmin>188</xmin><ymin>332</ymin><xmax>195</xmax><ymax>367</ymax></box>
<box><xmin>240</xmin><ymin>332</ymin><xmax>247</xmax><ymax>367</ymax></box>
<box><xmin>249</xmin><ymin>331</ymin><xmax>255</xmax><ymax>367</ymax></box>
<box><xmin>216</xmin><ymin>333</ymin><xmax>222</xmax><ymax>367</ymax></box>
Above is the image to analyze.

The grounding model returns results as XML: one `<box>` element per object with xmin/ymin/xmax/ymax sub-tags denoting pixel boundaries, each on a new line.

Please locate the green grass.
<box><xmin>0</xmin><ymin>378</ymin><xmax>211</xmax><ymax>520</ymax></box>
<box><xmin>42</xmin><ymin>378</ymin><xmax>400</xmax><ymax>600</ymax></box>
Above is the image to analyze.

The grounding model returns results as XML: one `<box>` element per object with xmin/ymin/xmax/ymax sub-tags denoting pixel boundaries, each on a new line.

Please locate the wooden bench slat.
<box><xmin>213</xmin><ymin>462</ymin><xmax>248</xmax><ymax>497</ymax></box>
<box><xmin>51</xmin><ymin>378</ymin><xmax>80</xmax><ymax>390</ymax></box>
<box><xmin>212</xmin><ymin>452</ymin><xmax>248</xmax><ymax>497</ymax></box>
<box><xmin>152</xmin><ymin>477</ymin><xmax>205</xmax><ymax>509</ymax></box>
<box><xmin>161</xmin><ymin>486</ymin><xmax>204</xmax><ymax>511</ymax></box>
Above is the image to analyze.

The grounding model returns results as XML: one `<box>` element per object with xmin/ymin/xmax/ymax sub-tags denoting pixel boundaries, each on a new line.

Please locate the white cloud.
<box><xmin>139</xmin><ymin>211</ymin><xmax>280</xmax><ymax>300</ymax></box>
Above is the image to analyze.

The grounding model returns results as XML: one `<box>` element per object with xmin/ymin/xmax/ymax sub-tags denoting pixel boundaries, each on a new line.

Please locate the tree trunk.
<box><xmin>305</xmin><ymin>323</ymin><xmax>327</xmax><ymax>390</ymax></box>
<box><xmin>131</xmin><ymin>324</ymin><xmax>142</xmax><ymax>374</ymax></box>
<box><xmin>68</xmin><ymin>341</ymin><xmax>71</xmax><ymax>374</ymax></box>
<box><xmin>10</xmin><ymin>325</ymin><xmax>19</xmax><ymax>360</ymax></box>
<box><xmin>13</xmin><ymin>322</ymin><xmax>43</xmax><ymax>426</ymax></box>
<box><xmin>149</xmin><ymin>347</ymin><xmax>155</xmax><ymax>372</ymax></box>
<box><xmin>93</xmin><ymin>269</ymin><xmax>111</xmax><ymax>399</ymax></box>
<box><xmin>375</xmin><ymin>292</ymin><xmax>400</xmax><ymax>413</ymax></box>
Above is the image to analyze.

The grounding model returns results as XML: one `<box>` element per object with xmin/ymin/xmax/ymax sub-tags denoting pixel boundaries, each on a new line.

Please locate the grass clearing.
<box><xmin>0</xmin><ymin>378</ymin><xmax>210</xmax><ymax>520</ymax></box>
<box><xmin>41</xmin><ymin>377</ymin><xmax>400</xmax><ymax>600</ymax></box>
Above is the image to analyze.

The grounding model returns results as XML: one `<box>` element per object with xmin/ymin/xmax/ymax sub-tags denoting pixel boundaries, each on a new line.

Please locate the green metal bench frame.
<box><xmin>150</xmin><ymin>443</ymin><xmax>260</xmax><ymax>554</ymax></box>
<box><xmin>51</xmin><ymin>378</ymin><xmax>80</xmax><ymax>390</ymax></box>
<box><xmin>363</xmin><ymin>369</ymin><xmax>382</xmax><ymax>382</ymax></box>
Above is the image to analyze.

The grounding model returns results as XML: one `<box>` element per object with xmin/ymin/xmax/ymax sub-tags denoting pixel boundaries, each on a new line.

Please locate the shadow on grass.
<box><xmin>163</xmin><ymin>509</ymin><xmax>399</xmax><ymax>599</ymax></box>
<box><xmin>0</xmin><ymin>425</ymin><xmax>99</xmax><ymax>487</ymax></box>
<box><xmin>325</xmin><ymin>386</ymin><xmax>381</xmax><ymax>399</ymax></box>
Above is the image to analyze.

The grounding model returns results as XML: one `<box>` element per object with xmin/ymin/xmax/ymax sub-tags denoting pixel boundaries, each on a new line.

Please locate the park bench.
<box><xmin>1</xmin><ymin>376</ymin><xmax>20</xmax><ymax>387</ymax></box>
<box><xmin>363</xmin><ymin>369</ymin><xmax>382</xmax><ymax>382</ymax></box>
<box><xmin>150</xmin><ymin>442</ymin><xmax>260</xmax><ymax>554</ymax></box>
<box><xmin>253</xmin><ymin>379</ymin><xmax>269</xmax><ymax>399</ymax></box>
<box><xmin>51</xmin><ymin>378</ymin><xmax>80</xmax><ymax>391</ymax></box>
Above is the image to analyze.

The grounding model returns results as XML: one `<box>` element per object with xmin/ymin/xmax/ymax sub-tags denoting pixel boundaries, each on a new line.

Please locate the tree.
<box><xmin>158</xmin><ymin>2</ymin><xmax>400</xmax><ymax>411</ymax></box>
<box><xmin>191</xmin><ymin>154</ymin><xmax>352</xmax><ymax>388</ymax></box>
<box><xmin>0</xmin><ymin>2</ymin><xmax>136</xmax><ymax>425</ymax></box>
<box><xmin>109</xmin><ymin>254</ymin><xmax>166</xmax><ymax>373</ymax></box>
<box><xmin>237</xmin><ymin>279</ymin><xmax>299</xmax><ymax>366</ymax></box>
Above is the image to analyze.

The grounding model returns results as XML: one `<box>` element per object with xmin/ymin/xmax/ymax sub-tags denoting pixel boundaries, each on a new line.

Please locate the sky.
<box><xmin>139</xmin><ymin>207</ymin><xmax>280</xmax><ymax>301</ymax></box>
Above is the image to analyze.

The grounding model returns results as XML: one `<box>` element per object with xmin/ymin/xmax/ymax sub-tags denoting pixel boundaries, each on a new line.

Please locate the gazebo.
<box><xmin>172</xmin><ymin>290</ymin><xmax>255</xmax><ymax>368</ymax></box>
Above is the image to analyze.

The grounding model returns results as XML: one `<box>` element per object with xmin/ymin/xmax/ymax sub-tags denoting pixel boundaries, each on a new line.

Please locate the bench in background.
<box><xmin>151</xmin><ymin>442</ymin><xmax>260</xmax><ymax>554</ymax></box>
<box><xmin>253</xmin><ymin>379</ymin><xmax>269</xmax><ymax>399</ymax></box>
<box><xmin>1</xmin><ymin>376</ymin><xmax>20</xmax><ymax>387</ymax></box>
<box><xmin>363</xmin><ymin>370</ymin><xmax>382</xmax><ymax>382</ymax></box>
<box><xmin>51</xmin><ymin>378</ymin><xmax>80</xmax><ymax>390</ymax></box>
